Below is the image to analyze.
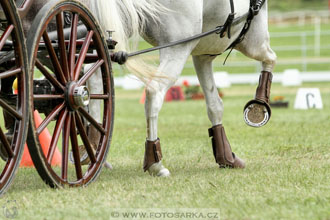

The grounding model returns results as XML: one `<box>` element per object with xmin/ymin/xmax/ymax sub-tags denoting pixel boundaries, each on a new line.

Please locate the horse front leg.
<box><xmin>238</xmin><ymin>42</ymin><xmax>277</xmax><ymax>128</ymax></box>
<box><xmin>236</xmin><ymin>8</ymin><xmax>277</xmax><ymax>128</ymax></box>
<box><xmin>144</xmin><ymin>47</ymin><xmax>192</xmax><ymax>177</ymax></box>
<box><xmin>193</xmin><ymin>55</ymin><xmax>245</xmax><ymax>169</ymax></box>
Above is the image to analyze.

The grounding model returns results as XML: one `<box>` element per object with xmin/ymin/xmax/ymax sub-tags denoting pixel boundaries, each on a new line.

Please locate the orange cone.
<box><xmin>139</xmin><ymin>89</ymin><xmax>146</xmax><ymax>104</ymax></box>
<box><xmin>140</xmin><ymin>87</ymin><xmax>185</xmax><ymax>104</ymax></box>
<box><xmin>20</xmin><ymin>111</ymin><xmax>62</xmax><ymax>167</ymax></box>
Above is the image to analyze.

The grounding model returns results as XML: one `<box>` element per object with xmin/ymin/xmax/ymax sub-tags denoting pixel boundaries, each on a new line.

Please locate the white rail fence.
<box><xmin>114</xmin><ymin>70</ymin><xmax>330</xmax><ymax>89</ymax></box>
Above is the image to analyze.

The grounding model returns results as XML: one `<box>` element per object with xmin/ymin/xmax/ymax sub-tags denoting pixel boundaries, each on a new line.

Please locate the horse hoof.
<box><xmin>148</xmin><ymin>161</ymin><xmax>170</xmax><ymax>177</ymax></box>
<box><xmin>157</xmin><ymin>168</ymin><xmax>170</xmax><ymax>177</ymax></box>
<box><xmin>104</xmin><ymin>162</ymin><xmax>113</xmax><ymax>170</ymax></box>
<box><xmin>233</xmin><ymin>155</ymin><xmax>246</xmax><ymax>169</ymax></box>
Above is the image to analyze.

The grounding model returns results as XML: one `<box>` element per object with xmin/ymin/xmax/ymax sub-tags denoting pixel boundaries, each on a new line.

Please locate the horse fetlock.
<box><xmin>208</xmin><ymin>125</ymin><xmax>245</xmax><ymax>169</ymax></box>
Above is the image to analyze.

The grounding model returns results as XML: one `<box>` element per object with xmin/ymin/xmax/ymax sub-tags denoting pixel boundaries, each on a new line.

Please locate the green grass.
<box><xmin>2</xmin><ymin>83</ymin><xmax>330</xmax><ymax>219</ymax></box>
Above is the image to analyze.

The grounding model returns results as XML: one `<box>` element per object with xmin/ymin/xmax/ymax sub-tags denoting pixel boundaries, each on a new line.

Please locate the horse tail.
<box><xmin>93</xmin><ymin>0</ymin><xmax>166</xmax><ymax>84</ymax></box>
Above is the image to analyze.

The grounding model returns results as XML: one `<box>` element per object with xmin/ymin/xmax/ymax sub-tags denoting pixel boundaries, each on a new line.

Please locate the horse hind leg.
<box><xmin>236</xmin><ymin>31</ymin><xmax>277</xmax><ymax>127</ymax></box>
<box><xmin>144</xmin><ymin>46</ymin><xmax>194</xmax><ymax>177</ymax></box>
<box><xmin>193</xmin><ymin>55</ymin><xmax>245</xmax><ymax>168</ymax></box>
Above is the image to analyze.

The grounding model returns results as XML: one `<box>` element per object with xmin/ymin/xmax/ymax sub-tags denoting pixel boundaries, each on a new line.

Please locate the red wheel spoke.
<box><xmin>0</xmin><ymin>25</ymin><xmax>14</xmax><ymax>51</ymax></box>
<box><xmin>83</xmin><ymin>54</ymin><xmax>99</xmax><ymax>63</ymax></box>
<box><xmin>35</xmin><ymin>59</ymin><xmax>65</xmax><ymax>91</ymax></box>
<box><xmin>56</xmin><ymin>13</ymin><xmax>70</xmax><ymax>80</ymax></box>
<box><xmin>33</xmin><ymin>94</ymin><xmax>64</xmax><ymax>101</ymax></box>
<box><xmin>0</xmin><ymin>68</ymin><xmax>21</xmax><ymax>80</ymax></box>
<box><xmin>90</xmin><ymin>94</ymin><xmax>109</xmax><ymax>100</ymax></box>
<box><xmin>61</xmin><ymin>112</ymin><xmax>71</xmax><ymax>181</ymax></box>
<box><xmin>68</xmin><ymin>13</ymin><xmax>79</xmax><ymax>79</ymax></box>
<box><xmin>75</xmin><ymin>113</ymin><xmax>96</xmax><ymax>164</ymax></box>
<box><xmin>78</xmin><ymin>107</ymin><xmax>105</xmax><ymax>135</ymax></box>
<box><xmin>77</xmin><ymin>59</ymin><xmax>104</xmax><ymax>86</ymax></box>
<box><xmin>0</xmin><ymin>128</ymin><xmax>14</xmax><ymax>158</ymax></box>
<box><xmin>36</xmin><ymin>102</ymin><xmax>65</xmax><ymax>135</ymax></box>
<box><xmin>0</xmin><ymin>99</ymin><xmax>22</xmax><ymax>120</ymax></box>
<box><xmin>70</xmin><ymin>113</ymin><xmax>83</xmax><ymax>180</ymax></box>
<box><xmin>42</xmin><ymin>31</ymin><xmax>67</xmax><ymax>84</ymax></box>
<box><xmin>74</xmin><ymin>31</ymin><xmax>94</xmax><ymax>81</ymax></box>
<box><xmin>46</xmin><ymin>109</ymin><xmax>68</xmax><ymax>164</ymax></box>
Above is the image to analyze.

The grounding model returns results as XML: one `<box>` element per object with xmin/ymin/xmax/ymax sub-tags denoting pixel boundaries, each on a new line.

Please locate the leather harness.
<box><xmin>223</xmin><ymin>0</ymin><xmax>266</xmax><ymax>49</ymax></box>
<box><xmin>120</xmin><ymin>0</ymin><xmax>267</xmax><ymax>64</ymax></box>
<box><xmin>220</xmin><ymin>0</ymin><xmax>266</xmax><ymax>63</ymax></box>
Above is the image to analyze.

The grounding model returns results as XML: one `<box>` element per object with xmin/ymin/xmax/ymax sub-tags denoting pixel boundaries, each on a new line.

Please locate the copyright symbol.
<box><xmin>3</xmin><ymin>200</ymin><xmax>18</xmax><ymax>219</ymax></box>
<box><xmin>111</xmin><ymin>211</ymin><xmax>120</xmax><ymax>218</ymax></box>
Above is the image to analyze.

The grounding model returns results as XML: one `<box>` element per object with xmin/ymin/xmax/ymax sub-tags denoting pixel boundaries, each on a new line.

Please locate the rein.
<box><xmin>124</xmin><ymin>0</ymin><xmax>266</xmax><ymax>60</ymax></box>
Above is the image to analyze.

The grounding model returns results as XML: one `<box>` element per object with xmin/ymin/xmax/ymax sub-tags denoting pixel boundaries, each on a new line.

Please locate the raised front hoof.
<box><xmin>147</xmin><ymin>161</ymin><xmax>171</xmax><ymax>177</ymax></box>
<box><xmin>243</xmin><ymin>99</ymin><xmax>271</xmax><ymax>128</ymax></box>
<box><xmin>218</xmin><ymin>154</ymin><xmax>245</xmax><ymax>169</ymax></box>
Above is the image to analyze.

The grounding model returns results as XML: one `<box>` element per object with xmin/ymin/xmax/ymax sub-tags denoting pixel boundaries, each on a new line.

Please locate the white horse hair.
<box><xmin>93</xmin><ymin>0</ymin><xmax>168</xmax><ymax>83</ymax></box>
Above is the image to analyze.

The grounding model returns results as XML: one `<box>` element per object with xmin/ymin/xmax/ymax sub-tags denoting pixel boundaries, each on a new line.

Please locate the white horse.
<box><xmin>24</xmin><ymin>0</ymin><xmax>276</xmax><ymax>176</ymax></box>
<box><xmin>92</xmin><ymin>0</ymin><xmax>277</xmax><ymax>176</ymax></box>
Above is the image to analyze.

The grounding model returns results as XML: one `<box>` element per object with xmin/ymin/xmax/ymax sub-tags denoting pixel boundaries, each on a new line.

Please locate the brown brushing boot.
<box><xmin>244</xmin><ymin>71</ymin><xmax>273</xmax><ymax>127</ymax></box>
<box><xmin>209</xmin><ymin>125</ymin><xmax>245</xmax><ymax>168</ymax></box>
<box><xmin>143</xmin><ymin>138</ymin><xmax>170</xmax><ymax>176</ymax></box>
<box><xmin>69</xmin><ymin>125</ymin><xmax>100</xmax><ymax>165</ymax></box>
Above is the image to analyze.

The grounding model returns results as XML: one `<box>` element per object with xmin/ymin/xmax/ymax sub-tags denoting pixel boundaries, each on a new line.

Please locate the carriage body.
<box><xmin>0</xmin><ymin>0</ymin><xmax>115</xmax><ymax>195</ymax></box>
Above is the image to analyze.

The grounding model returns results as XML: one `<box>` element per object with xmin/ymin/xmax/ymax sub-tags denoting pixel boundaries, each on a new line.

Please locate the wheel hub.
<box><xmin>66</xmin><ymin>82</ymin><xmax>90</xmax><ymax>110</ymax></box>
<box><xmin>73</xmin><ymin>86</ymin><xmax>90</xmax><ymax>107</ymax></box>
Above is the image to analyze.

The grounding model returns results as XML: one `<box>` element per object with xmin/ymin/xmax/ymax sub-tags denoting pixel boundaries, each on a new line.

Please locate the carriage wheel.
<box><xmin>0</xmin><ymin>0</ymin><xmax>29</xmax><ymax>194</ymax></box>
<box><xmin>26</xmin><ymin>0</ymin><xmax>114</xmax><ymax>187</ymax></box>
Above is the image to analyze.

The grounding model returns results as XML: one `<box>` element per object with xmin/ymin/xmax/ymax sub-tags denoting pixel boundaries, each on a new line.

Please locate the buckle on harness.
<box><xmin>218</xmin><ymin>12</ymin><xmax>235</xmax><ymax>39</ymax></box>
<box><xmin>251</xmin><ymin>0</ymin><xmax>264</xmax><ymax>16</ymax></box>
<box><xmin>250</xmin><ymin>6</ymin><xmax>260</xmax><ymax>16</ymax></box>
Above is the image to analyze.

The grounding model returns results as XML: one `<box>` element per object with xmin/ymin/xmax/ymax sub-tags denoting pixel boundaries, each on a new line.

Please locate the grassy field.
<box><xmin>2</xmin><ymin>83</ymin><xmax>330</xmax><ymax>220</ymax></box>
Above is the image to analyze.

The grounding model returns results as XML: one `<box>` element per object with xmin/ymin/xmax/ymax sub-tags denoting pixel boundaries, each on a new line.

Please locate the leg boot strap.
<box><xmin>143</xmin><ymin>138</ymin><xmax>162</xmax><ymax>172</ymax></box>
<box><xmin>208</xmin><ymin>125</ymin><xmax>235</xmax><ymax>167</ymax></box>
<box><xmin>255</xmin><ymin>71</ymin><xmax>273</xmax><ymax>104</ymax></box>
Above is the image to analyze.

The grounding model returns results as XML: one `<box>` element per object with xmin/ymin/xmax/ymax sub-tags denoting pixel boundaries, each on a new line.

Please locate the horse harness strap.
<box><xmin>224</xmin><ymin>0</ymin><xmax>266</xmax><ymax>48</ymax></box>
<box><xmin>218</xmin><ymin>0</ymin><xmax>235</xmax><ymax>39</ymax></box>
<box><xmin>125</xmin><ymin>0</ymin><xmax>266</xmax><ymax>61</ymax></box>
<box><xmin>220</xmin><ymin>0</ymin><xmax>266</xmax><ymax>64</ymax></box>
